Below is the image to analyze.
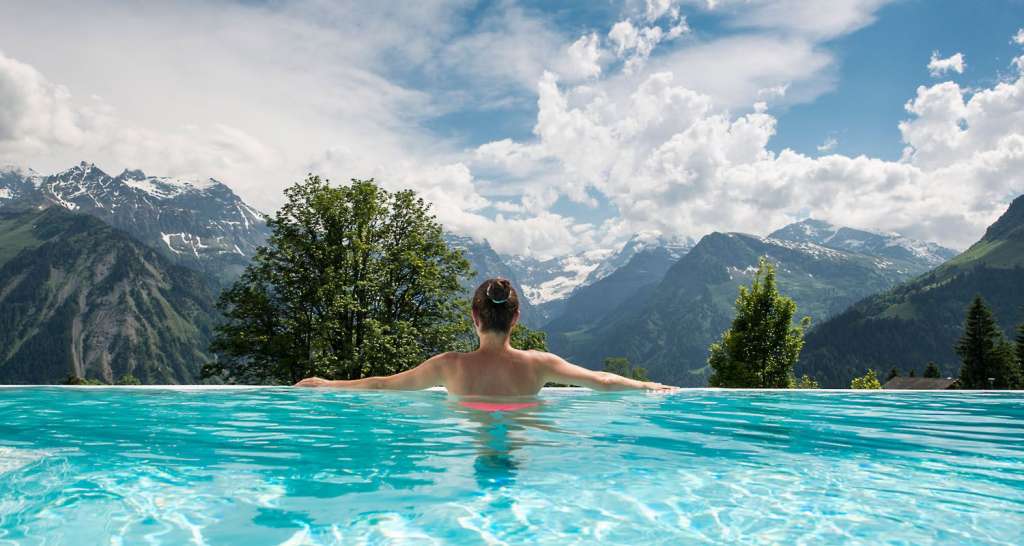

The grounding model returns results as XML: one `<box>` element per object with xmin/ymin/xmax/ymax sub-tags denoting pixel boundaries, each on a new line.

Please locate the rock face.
<box><xmin>0</xmin><ymin>208</ymin><xmax>221</xmax><ymax>384</ymax></box>
<box><xmin>0</xmin><ymin>162</ymin><xmax>269</xmax><ymax>283</ymax></box>
<box><xmin>800</xmin><ymin>195</ymin><xmax>1024</xmax><ymax>387</ymax></box>
<box><xmin>549</xmin><ymin>220</ymin><xmax>957</xmax><ymax>386</ymax></box>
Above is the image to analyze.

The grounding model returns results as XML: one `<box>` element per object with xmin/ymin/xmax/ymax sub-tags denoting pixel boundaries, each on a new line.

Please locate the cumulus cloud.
<box><xmin>928</xmin><ymin>51</ymin><xmax>966</xmax><ymax>77</ymax></box>
<box><xmin>486</xmin><ymin>52</ymin><xmax>1024</xmax><ymax>250</ymax></box>
<box><xmin>564</xmin><ymin>33</ymin><xmax>604</xmax><ymax>80</ymax></box>
<box><xmin>0</xmin><ymin>51</ymin><xmax>87</xmax><ymax>154</ymax></box>
<box><xmin>1013</xmin><ymin>28</ymin><xmax>1024</xmax><ymax>45</ymax></box>
<box><xmin>607</xmin><ymin>2</ymin><xmax>690</xmax><ymax>74</ymax></box>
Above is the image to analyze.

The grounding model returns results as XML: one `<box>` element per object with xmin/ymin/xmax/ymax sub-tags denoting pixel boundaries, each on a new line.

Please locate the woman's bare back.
<box><xmin>440</xmin><ymin>349</ymin><xmax>549</xmax><ymax>397</ymax></box>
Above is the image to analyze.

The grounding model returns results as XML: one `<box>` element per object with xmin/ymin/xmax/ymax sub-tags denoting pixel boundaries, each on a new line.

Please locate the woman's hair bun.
<box><xmin>472</xmin><ymin>277</ymin><xmax>519</xmax><ymax>333</ymax></box>
<box><xmin>486</xmin><ymin>279</ymin><xmax>512</xmax><ymax>304</ymax></box>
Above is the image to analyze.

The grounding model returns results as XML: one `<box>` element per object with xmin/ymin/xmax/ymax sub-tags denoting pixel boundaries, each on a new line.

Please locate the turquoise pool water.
<box><xmin>1</xmin><ymin>388</ymin><xmax>1022</xmax><ymax>545</ymax></box>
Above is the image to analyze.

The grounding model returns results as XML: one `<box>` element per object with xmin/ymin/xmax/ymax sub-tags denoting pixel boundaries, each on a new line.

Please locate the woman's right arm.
<box><xmin>540</xmin><ymin>354</ymin><xmax>676</xmax><ymax>392</ymax></box>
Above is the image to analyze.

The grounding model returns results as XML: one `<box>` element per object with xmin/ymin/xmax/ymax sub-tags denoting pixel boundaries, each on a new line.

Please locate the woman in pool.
<box><xmin>295</xmin><ymin>278</ymin><xmax>676</xmax><ymax>395</ymax></box>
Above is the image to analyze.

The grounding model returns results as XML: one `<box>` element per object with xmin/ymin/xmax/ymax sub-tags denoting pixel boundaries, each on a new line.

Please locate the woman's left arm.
<box><xmin>294</xmin><ymin>353</ymin><xmax>448</xmax><ymax>390</ymax></box>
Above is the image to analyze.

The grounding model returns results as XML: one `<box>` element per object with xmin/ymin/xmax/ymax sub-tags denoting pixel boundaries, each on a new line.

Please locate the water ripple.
<box><xmin>0</xmin><ymin>388</ymin><xmax>1021</xmax><ymax>544</ymax></box>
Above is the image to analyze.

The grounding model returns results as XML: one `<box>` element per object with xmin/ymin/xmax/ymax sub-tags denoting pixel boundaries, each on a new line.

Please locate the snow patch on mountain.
<box><xmin>769</xmin><ymin>219</ymin><xmax>957</xmax><ymax>267</ymax></box>
<box><xmin>0</xmin><ymin>162</ymin><xmax>270</xmax><ymax>282</ymax></box>
<box><xmin>504</xmin><ymin>249</ymin><xmax>613</xmax><ymax>304</ymax></box>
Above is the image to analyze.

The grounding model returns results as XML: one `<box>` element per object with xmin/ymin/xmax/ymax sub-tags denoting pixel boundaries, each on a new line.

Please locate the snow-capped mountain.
<box><xmin>582</xmin><ymin>231</ymin><xmax>693</xmax><ymax>286</ymax></box>
<box><xmin>0</xmin><ymin>162</ymin><xmax>269</xmax><ymax>282</ymax></box>
<box><xmin>503</xmin><ymin>249</ymin><xmax>612</xmax><ymax>306</ymax></box>
<box><xmin>503</xmin><ymin>232</ymin><xmax>693</xmax><ymax>307</ymax></box>
<box><xmin>768</xmin><ymin>219</ymin><xmax>957</xmax><ymax>268</ymax></box>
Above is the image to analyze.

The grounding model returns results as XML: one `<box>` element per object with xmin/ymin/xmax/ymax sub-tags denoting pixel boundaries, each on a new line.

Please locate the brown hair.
<box><xmin>471</xmin><ymin>277</ymin><xmax>519</xmax><ymax>333</ymax></box>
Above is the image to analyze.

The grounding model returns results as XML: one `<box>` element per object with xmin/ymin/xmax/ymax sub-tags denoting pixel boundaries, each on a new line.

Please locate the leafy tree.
<box><xmin>956</xmin><ymin>296</ymin><xmax>1021</xmax><ymax>389</ymax></box>
<box><xmin>708</xmin><ymin>257</ymin><xmax>810</xmax><ymax>388</ymax></box>
<box><xmin>791</xmin><ymin>375</ymin><xmax>820</xmax><ymax>389</ymax></box>
<box><xmin>603</xmin><ymin>356</ymin><xmax>650</xmax><ymax>381</ymax></box>
<box><xmin>885</xmin><ymin>367</ymin><xmax>900</xmax><ymax>381</ymax></box>
<box><xmin>207</xmin><ymin>176</ymin><xmax>472</xmax><ymax>384</ymax></box>
<box><xmin>923</xmin><ymin>362</ymin><xmax>941</xmax><ymax>379</ymax></box>
<box><xmin>116</xmin><ymin>374</ymin><xmax>141</xmax><ymax>385</ymax></box>
<box><xmin>851</xmin><ymin>369</ymin><xmax>881</xmax><ymax>389</ymax></box>
<box><xmin>510</xmin><ymin>323</ymin><xmax>548</xmax><ymax>352</ymax></box>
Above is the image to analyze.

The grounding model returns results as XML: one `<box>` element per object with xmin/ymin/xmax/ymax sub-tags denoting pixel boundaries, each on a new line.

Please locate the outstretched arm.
<box><xmin>541</xmin><ymin>355</ymin><xmax>676</xmax><ymax>392</ymax></box>
<box><xmin>294</xmin><ymin>354</ymin><xmax>447</xmax><ymax>390</ymax></box>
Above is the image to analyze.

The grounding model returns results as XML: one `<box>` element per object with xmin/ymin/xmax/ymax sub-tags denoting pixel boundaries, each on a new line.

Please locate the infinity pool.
<box><xmin>1</xmin><ymin>388</ymin><xmax>1022</xmax><ymax>545</ymax></box>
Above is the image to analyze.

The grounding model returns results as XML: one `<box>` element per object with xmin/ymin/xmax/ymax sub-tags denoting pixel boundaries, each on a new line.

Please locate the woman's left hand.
<box><xmin>294</xmin><ymin>377</ymin><xmax>330</xmax><ymax>387</ymax></box>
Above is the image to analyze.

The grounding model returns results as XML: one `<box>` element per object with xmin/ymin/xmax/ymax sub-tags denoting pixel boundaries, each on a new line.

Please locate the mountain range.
<box><xmin>502</xmin><ymin>232</ymin><xmax>691</xmax><ymax>322</ymax></box>
<box><xmin>798</xmin><ymin>195</ymin><xmax>1024</xmax><ymax>386</ymax></box>
<box><xmin>545</xmin><ymin>219</ymin><xmax>960</xmax><ymax>386</ymax></box>
<box><xmin>3</xmin><ymin>160</ymin><xmax>1015</xmax><ymax>388</ymax></box>
<box><xmin>0</xmin><ymin>162</ymin><xmax>270</xmax><ymax>283</ymax></box>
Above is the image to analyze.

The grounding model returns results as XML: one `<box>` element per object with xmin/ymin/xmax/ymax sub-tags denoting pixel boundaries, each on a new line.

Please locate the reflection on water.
<box><xmin>448</xmin><ymin>397</ymin><xmax>562</xmax><ymax>490</ymax></box>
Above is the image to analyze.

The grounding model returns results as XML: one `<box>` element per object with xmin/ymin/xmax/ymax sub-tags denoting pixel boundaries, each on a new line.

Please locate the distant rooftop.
<box><xmin>883</xmin><ymin>377</ymin><xmax>959</xmax><ymax>390</ymax></box>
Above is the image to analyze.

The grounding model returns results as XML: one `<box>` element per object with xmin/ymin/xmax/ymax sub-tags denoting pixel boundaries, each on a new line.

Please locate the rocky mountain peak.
<box><xmin>982</xmin><ymin>194</ymin><xmax>1024</xmax><ymax>242</ymax></box>
<box><xmin>0</xmin><ymin>162</ymin><xmax>270</xmax><ymax>283</ymax></box>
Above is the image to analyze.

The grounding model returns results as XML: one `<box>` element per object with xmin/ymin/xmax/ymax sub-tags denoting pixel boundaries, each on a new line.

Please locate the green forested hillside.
<box><xmin>555</xmin><ymin>231</ymin><xmax>921</xmax><ymax>386</ymax></box>
<box><xmin>799</xmin><ymin>195</ymin><xmax>1024</xmax><ymax>387</ymax></box>
<box><xmin>0</xmin><ymin>207</ymin><xmax>221</xmax><ymax>384</ymax></box>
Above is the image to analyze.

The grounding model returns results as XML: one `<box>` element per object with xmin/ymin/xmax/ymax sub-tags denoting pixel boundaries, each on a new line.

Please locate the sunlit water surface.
<box><xmin>1</xmin><ymin>387</ymin><xmax>1022</xmax><ymax>545</ymax></box>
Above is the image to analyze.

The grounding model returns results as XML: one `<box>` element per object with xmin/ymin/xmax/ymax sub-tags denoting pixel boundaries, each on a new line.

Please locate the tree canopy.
<box><xmin>850</xmin><ymin>369</ymin><xmax>882</xmax><ymax>389</ymax></box>
<box><xmin>206</xmin><ymin>176</ymin><xmax>472</xmax><ymax>384</ymax></box>
<box><xmin>708</xmin><ymin>257</ymin><xmax>811</xmax><ymax>388</ymax></box>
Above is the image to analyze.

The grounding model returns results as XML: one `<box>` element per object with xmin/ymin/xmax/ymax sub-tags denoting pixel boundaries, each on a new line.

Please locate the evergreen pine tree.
<box><xmin>923</xmin><ymin>362</ymin><xmax>941</xmax><ymax>378</ymax></box>
<box><xmin>956</xmin><ymin>295</ymin><xmax>1016</xmax><ymax>389</ymax></box>
<box><xmin>886</xmin><ymin>367</ymin><xmax>899</xmax><ymax>381</ymax></box>
<box><xmin>708</xmin><ymin>257</ymin><xmax>810</xmax><ymax>388</ymax></box>
<box><xmin>1016</xmin><ymin>320</ymin><xmax>1024</xmax><ymax>373</ymax></box>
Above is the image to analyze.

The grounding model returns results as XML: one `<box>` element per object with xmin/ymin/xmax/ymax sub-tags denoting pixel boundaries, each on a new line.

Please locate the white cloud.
<box><xmin>816</xmin><ymin>136</ymin><xmax>838</xmax><ymax>153</ymax></box>
<box><xmin>928</xmin><ymin>51</ymin><xmax>966</xmax><ymax>77</ymax></box>
<box><xmin>1013</xmin><ymin>28</ymin><xmax>1024</xmax><ymax>45</ymax></box>
<box><xmin>0</xmin><ymin>51</ymin><xmax>87</xmax><ymax>153</ymax></box>
<box><xmin>607</xmin><ymin>2</ymin><xmax>690</xmax><ymax>74</ymax></box>
<box><xmin>493</xmin><ymin>53</ymin><xmax>1024</xmax><ymax>250</ymax></box>
<box><xmin>714</xmin><ymin>0</ymin><xmax>894</xmax><ymax>40</ymax></box>
<box><xmin>645</xmin><ymin>0</ymin><xmax>683</xmax><ymax>22</ymax></box>
<box><xmin>565</xmin><ymin>33</ymin><xmax>604</xmax><ymax>80</ymax></box>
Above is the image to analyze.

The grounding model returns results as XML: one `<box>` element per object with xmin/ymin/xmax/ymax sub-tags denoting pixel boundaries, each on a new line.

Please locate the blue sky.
<box><xmin>0</xmin><ymin>0</ymin><xmax>1022</xmax><ymax>257</ymax></box>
